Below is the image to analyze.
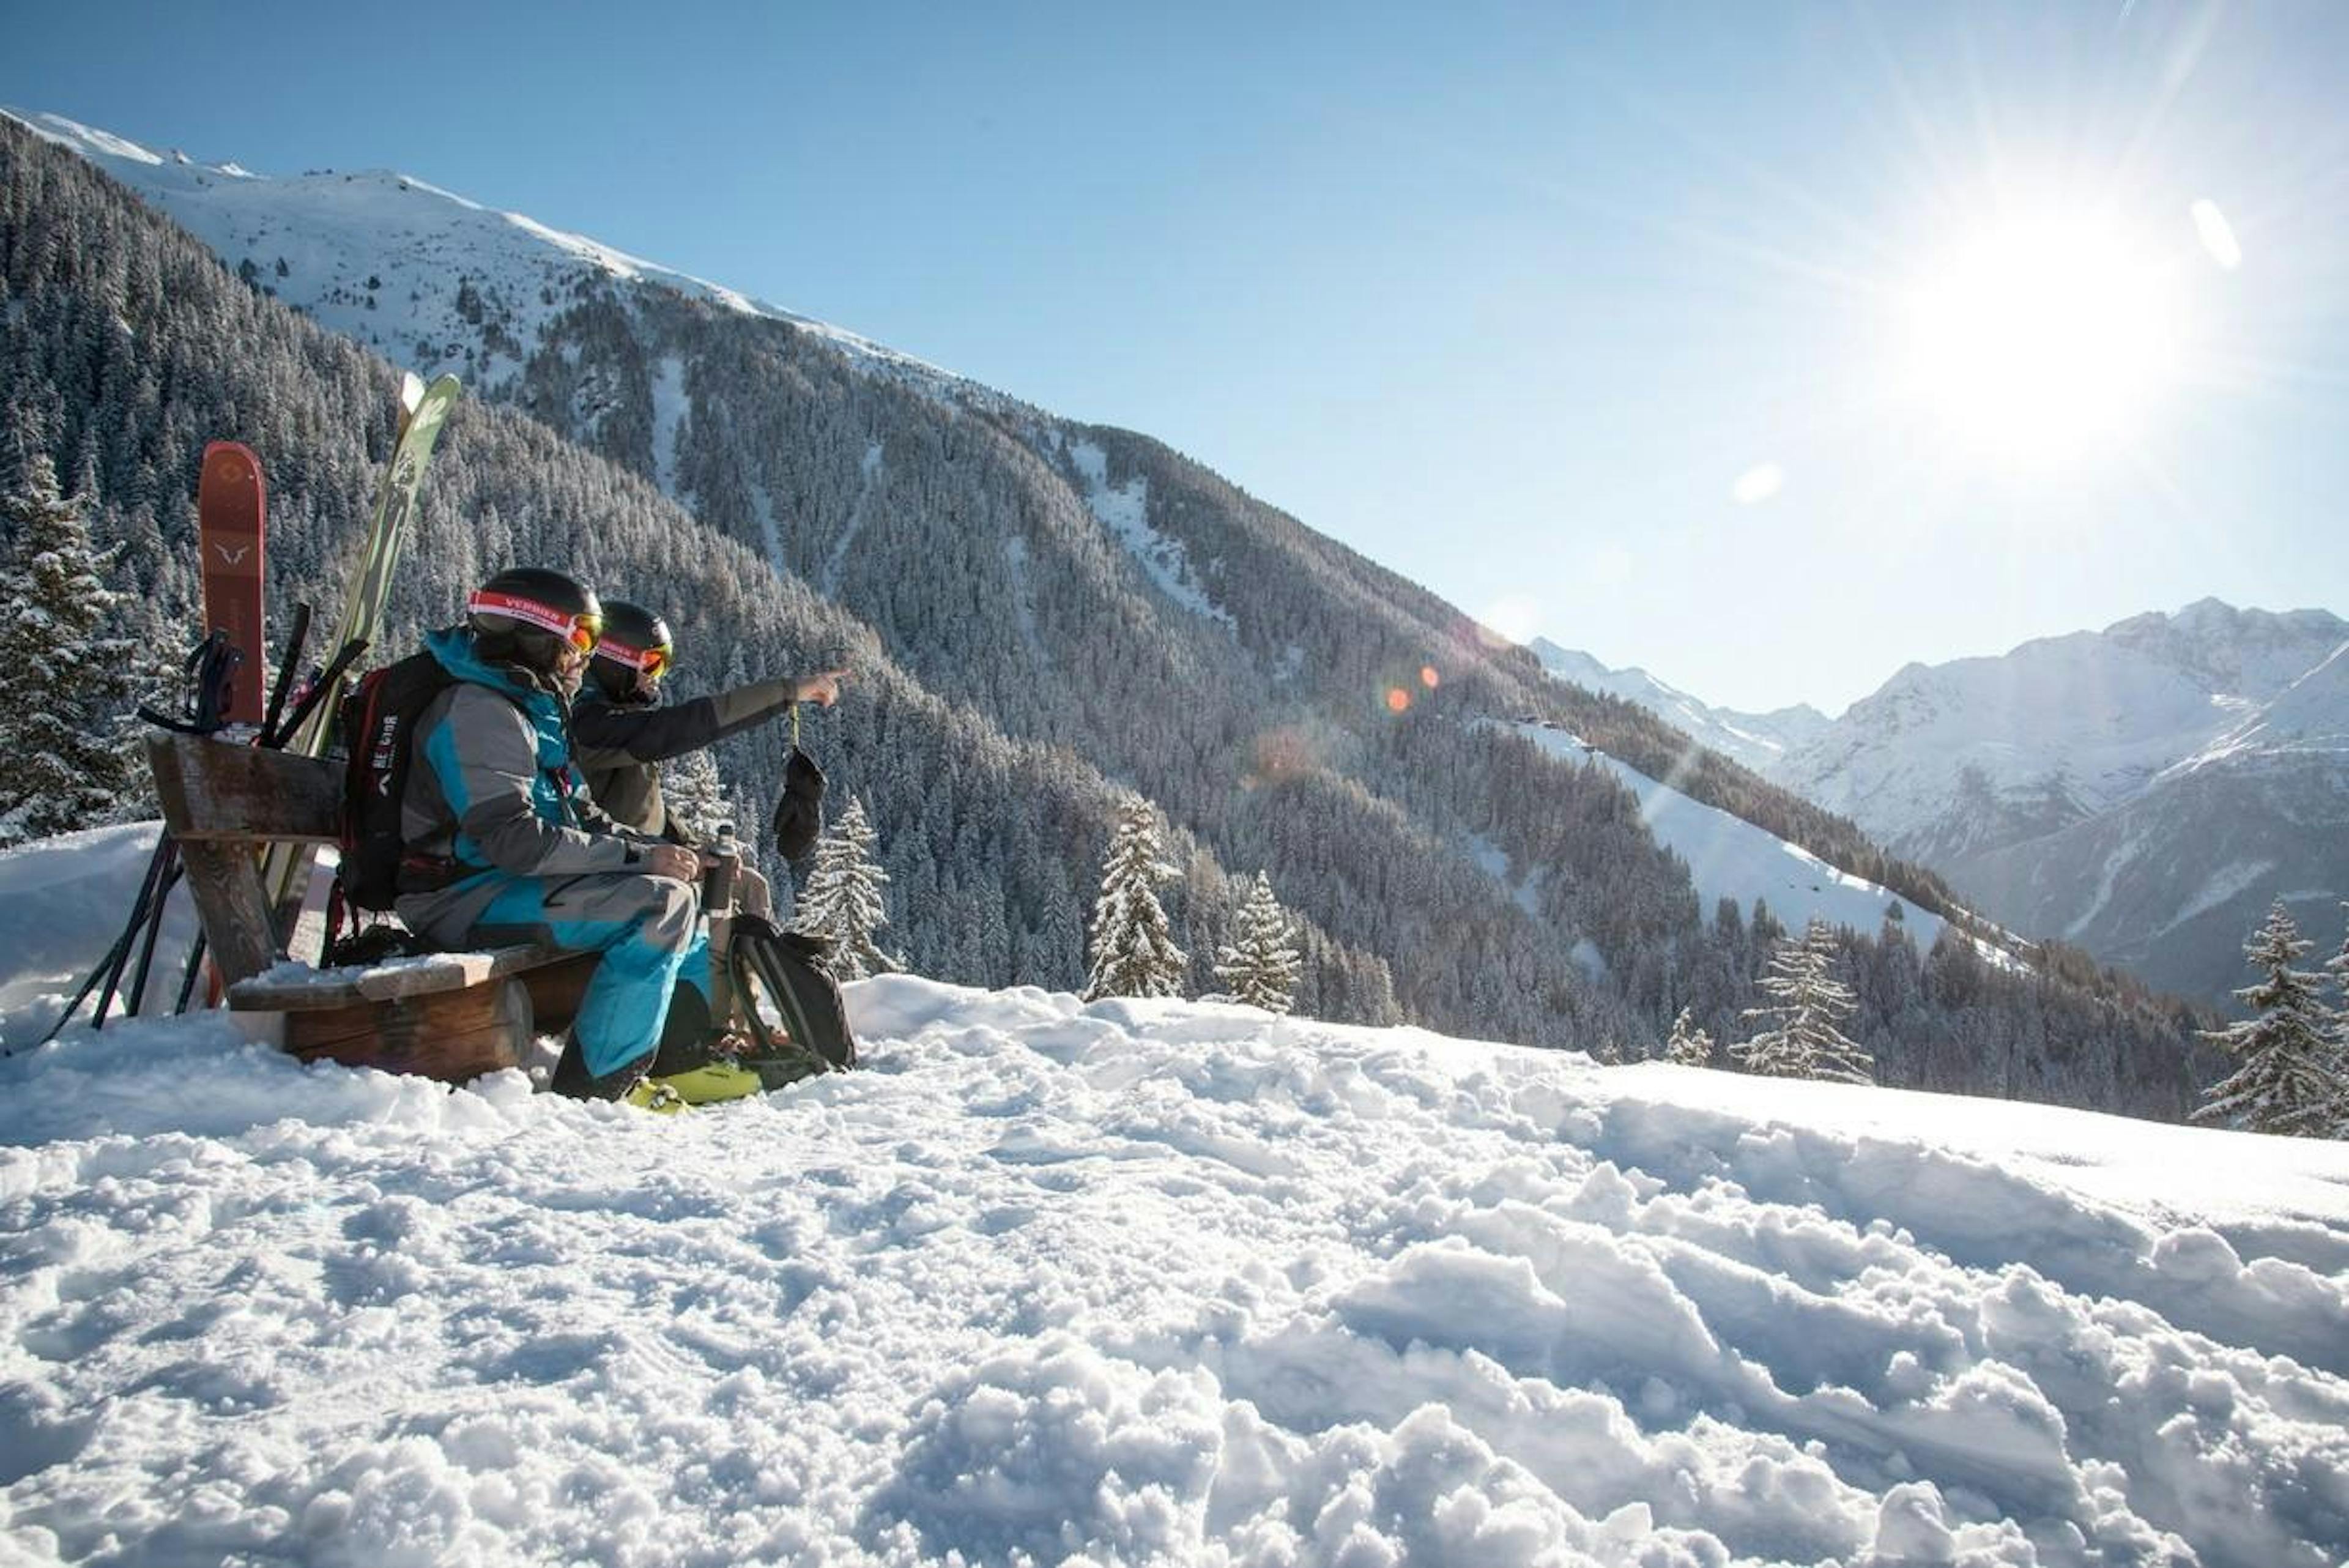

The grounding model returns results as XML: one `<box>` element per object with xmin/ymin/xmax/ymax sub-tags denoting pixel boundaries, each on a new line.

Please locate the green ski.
<box><xmin>289</xmin><ymin>373</ymin><xmax>461</xmax><ymax>756</ymax></box>
<box><xmin>265</xmin><ymin>372</ymin><xmax>462</xmax><ymax>935</ymax></box>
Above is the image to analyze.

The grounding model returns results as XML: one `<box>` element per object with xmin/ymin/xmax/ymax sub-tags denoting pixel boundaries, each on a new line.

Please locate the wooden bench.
<box><xmin>147</xmin><ymin>732</ymin><xmax>593</xmax><ymax>1083</ymax></box>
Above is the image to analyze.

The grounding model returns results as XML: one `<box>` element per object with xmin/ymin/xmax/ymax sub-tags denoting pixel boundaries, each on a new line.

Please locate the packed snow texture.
<box><xmin>4</xmin><ymin>838</ymin><xmax>2347</xmax><ymax>1566</ymax></box>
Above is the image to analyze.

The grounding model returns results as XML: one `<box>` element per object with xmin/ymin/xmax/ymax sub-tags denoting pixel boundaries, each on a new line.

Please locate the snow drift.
<box><xmin>3</xmin><ymin>962</ymin><xmax>2345</xmax><ymax>1565</ymax></box>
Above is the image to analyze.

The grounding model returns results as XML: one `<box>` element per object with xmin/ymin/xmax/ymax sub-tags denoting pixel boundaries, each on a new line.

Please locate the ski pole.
<box><xmin>81</xmin><ymin>836</ymin><xmax>179</xmax><ymax>1035</ymax></box>
<box><xmin>123</xmin><ymin>852</ymin><xmax>187</xmax><ymax>1017</ymax></box>
<box><xmin>173</xmin><ymin>932</ymin><xmax>211</xmax><ymax>1016</ymax></box>
<box><xmin>273</xmin><ymin>637</ymin><xmax>369</xmax><ymax>749</ymax></box>
<box><xmin>261</xmin><ymin>603</ymin><xmax>314</xmax><ymax>748</ymax></box>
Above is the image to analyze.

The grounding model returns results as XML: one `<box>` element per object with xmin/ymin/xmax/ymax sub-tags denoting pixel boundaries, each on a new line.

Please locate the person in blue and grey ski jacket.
<box><xmin>392</xmin><ymin>567</ymin><xmax>755</xmax><ymax>1107</ymax></box>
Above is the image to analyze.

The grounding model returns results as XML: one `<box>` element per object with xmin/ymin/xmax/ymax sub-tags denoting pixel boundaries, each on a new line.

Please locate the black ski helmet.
<box><xmin>466</xmin><ymin>567</ymin><xmax>604</xmax><ymax>674</ymax></box>
<box><xmin>588</xmin><ymin>598</ymin><xmax>676</xmax><ymax>699</ymax></box>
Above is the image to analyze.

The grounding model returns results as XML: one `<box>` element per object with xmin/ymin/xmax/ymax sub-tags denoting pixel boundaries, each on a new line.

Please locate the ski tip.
<box><xmin>400</xmin><ymin>370</ymin><xmax>425</xmax><ymax>414</ymax></box>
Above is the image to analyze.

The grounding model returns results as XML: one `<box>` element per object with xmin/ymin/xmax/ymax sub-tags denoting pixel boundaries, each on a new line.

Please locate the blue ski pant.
<box><xmin>406</xmin><ymin>871</ymin><xmax>713</xmax><ymax>1080</ymax></box>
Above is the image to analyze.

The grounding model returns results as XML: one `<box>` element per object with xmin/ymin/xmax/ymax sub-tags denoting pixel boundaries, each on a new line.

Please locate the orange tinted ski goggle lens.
<box><xmin>595</xmin><ymin>637</ymin><xmax>672</xmax><ymax>677</ymax></box>
<box><xmin>566</xmin><ymin>614</ymin><xmax>604</xmax><ymax>653</ymax></box>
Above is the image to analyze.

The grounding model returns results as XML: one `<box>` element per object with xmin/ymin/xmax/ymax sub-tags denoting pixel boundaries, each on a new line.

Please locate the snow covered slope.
<box><xmin>0</xmin><ymin>108</ymin><xmax>970</xmax><ymax>404</ymax></box>
<box><xmin>1531</xmin><ymin>639</ymin><xmax>1830</xmax><ymax>775</ymax></box>
<box><xmin>1512</xmin><ymin>722</ymin><xmax>1967</xmax><ymax>953</ymax></box>
<box><xmin>1770</xmin><ymin>600</ymin><xmax>2349</xmax><ymax>1004</ymax></box>
<box><xmin>6</xmin><ymin>969</ymin><xmax>2347</xmax><ymax>1565</ymax></box>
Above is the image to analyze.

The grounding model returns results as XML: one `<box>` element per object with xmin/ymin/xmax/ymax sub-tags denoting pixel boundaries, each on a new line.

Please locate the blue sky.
<box><xmin>8</xmin><ymin>0</ymin><xmax>2346</xmax><ymax>712</ymax></box>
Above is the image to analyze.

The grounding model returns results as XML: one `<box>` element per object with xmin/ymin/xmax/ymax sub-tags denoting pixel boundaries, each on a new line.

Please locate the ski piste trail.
<box><xmin>4</xmin><ymin>827</ymin><xmax>2347</xmax><ymax>1567</ymax></box>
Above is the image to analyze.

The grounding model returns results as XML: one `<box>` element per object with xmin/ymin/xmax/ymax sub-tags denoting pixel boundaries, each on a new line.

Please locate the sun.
<box><xmin>1899</xmin><ymin>214</ymin><xmax>2180</xmax><ymax>465</ymax></box>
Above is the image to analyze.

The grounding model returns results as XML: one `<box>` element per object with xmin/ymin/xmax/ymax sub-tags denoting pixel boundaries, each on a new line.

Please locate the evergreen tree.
<box><xmin>792</xmin><ymin>796</ymin><xmax>901</xmax><ymax>981</ymax></box>
<box><xmin>1214</xmin><ymin>871</ymin><xmax>1301</xmax><ymax>1014</ymax></box>
<box><xmin>1085</xmin><ymin>797</ymin><xmax>1188</xmax><ymax>1001</ymax></box>
<box><xmin>659</xmin><ymin>747</ymin><xmax>730</xmax><ymax>842</ymax></box>
<box><xmin>2326</xmin><ymin>903</ymin><xmax>2349</xmax><ymax>1134</ymax></box>
<box><xmin>1734</xmin><ymin>920</ymin><xmax>1873</xmax><ymax>1084</ymax></box>
<box><xmin>1664</xmin><ymin>1006</ymin><xmax>1715</xmax><ymax>1068</ymax></box>
<box><xmin>0</xmin><ymin>451</ymin><xmax>147</xmax><ymax>844</ymax></box>
<box><xmin>2195</xmin><ymin>900</ymin><xmax>2340</xmax><ymax>1137</ymax></box>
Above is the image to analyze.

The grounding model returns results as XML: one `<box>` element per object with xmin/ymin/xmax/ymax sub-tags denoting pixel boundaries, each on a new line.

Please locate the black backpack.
<box><xmin>733</xmin><ymin>925</ymin><xmax>858</xmax><ymax>1079</ymax></box>
<box><xmin>335</xmin><ymin>650</ymin><xmax>462</xmax><ymax>912</ymax></box>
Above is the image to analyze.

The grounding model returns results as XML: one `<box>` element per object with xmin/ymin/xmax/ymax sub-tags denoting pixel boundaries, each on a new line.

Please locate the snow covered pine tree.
<box><xmin>659</xmin><ymin>748</ymin><xmax>731</xmax><ymax>842</ymax></box>
<box><xmin>1213</xmin><ymin>871</ymin><xmax>1301</xmax><ymax>1014</ymax></box>
<box><xmin>1664</xmin><ymin>1006</ymin><xmax>1715</xmax><ymax>1067</ymax></box>
<box><xmin>1085</xmin><ymin>797</ymin><xmax>1188</xmax><ymax>1001</ymax></box>
<box><xmin>0</xmin><ymin>448</ymin><xmax>151</xmax><ymax>844</ymax></box>
<box><xmin>790</xmin><ymin>797</ymin><xmax>901</xmax><ymax>981</ymax></box>
<box><xmin>2195</xmin><ymin>899</ymin><xmax>2343</xmax><ymax>1138</ymax></box>
<box><xmin>1734</xmin><ymin>919</ymin><xmax>1874</xmax><ymax>1084</ymax></box>
<box><xmin>2327</xmin><ymin>903</ymin><xmax>2349</xmax><ymax>1136</ymax></box>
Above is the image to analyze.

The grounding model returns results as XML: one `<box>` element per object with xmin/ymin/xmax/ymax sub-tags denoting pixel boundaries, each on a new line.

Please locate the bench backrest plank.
<box><xmin>144</xmin><ymin>733</ymin><xmax>342</xmax><ymax>986</ymax></box>
<box><xmin>146</xmin><ymin>733</ymin><xmax>341</xmax><ymax>844</ymax></box>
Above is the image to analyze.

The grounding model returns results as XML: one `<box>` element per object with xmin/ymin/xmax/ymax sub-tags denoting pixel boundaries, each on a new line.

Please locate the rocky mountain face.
<box><xmin>1768</xmin><ymin>601</ymin><xmax>2349</xmax><ymax>1005</ymax></box>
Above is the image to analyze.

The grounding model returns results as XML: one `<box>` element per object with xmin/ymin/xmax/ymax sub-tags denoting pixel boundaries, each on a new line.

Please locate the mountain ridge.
<box><xmin>1529</xmin><ymin>638</ymin><xmax>1831</xmax><ymax>774</ymax></box>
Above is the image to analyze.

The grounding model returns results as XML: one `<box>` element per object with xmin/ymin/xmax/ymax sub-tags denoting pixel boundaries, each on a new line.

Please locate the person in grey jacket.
<box><xmin>570</xmin><ymin>598</ymin><xmax>843</xmax><ymax>924</ymax></box>
<box><xmin>394</xmin><ymin>568</ymin><xmax>750</xmax><ymax>1106</ymax></box>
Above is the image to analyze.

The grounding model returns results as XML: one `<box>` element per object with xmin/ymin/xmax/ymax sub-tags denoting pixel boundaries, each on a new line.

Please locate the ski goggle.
<box><xmin>595</xmin><ymin>637</ymin><xmax>674</xmax><ymax>680</ymax></box>
<box><xmin>467</xmin><ymin>589</ymin><xmax>604</xmax><ymax>653</ymax></box>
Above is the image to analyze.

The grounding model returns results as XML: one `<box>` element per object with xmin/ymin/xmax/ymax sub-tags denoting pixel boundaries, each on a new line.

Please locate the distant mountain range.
<box><xmin>1527</xmin><ymin>642</ymin><xmax>1828</xmax><ymax>774</ymax></box>
<box><xmin>1540</xmin><ymin>602</ymin><xmax>2349</xmax><ymax>1008</ymax></box>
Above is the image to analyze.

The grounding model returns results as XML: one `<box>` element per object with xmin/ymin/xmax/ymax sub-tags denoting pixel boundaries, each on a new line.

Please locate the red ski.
<box><xmin>197</xmin><ymin>442</ymin><xmax>268</xmax><ymax>726</ymax></box>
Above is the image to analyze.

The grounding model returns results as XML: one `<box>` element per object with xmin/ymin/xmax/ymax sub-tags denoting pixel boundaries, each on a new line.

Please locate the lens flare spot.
<box><xmin>1248</xmin><ymin>727</ymin><xmax>1314</xmax><ymax>786</ymax></box>
<box><xmin>2190</xmin><ymin>199</ymin><xmax>2241</xmax><ymax>271</ymax></box>
<box><xmin>1732</xmin><ymin>463</ymin><xmax>1784</xmax><ymax>505</ymax></box>
<box><xmin>1385</xmin><ymin>688</ymin><xmax>1411</xmax><ymax>714</ymax></box>
<box><xmin>1420</xmin><ymin>665</ymin><xmax>1441</xmax><ymax>689</ymax></box>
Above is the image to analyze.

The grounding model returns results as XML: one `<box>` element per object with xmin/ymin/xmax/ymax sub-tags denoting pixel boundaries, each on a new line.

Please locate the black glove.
<box><xmin>771</xmin><ymin>746</ymin><xmax>827</xmax><ymax>863</ymax></box>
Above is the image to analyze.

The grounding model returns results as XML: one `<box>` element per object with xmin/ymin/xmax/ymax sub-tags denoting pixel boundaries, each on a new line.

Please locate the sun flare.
<box><xmin>1901</xmin><ymin>215</ymin><xmax>2180</xmax><ymax>464</ymax></box>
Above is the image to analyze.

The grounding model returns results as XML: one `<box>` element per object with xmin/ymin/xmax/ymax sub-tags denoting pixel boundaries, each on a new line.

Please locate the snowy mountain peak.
<box><xmin>1781</xmin><ymin>598</ymin><xmax>2349</xmax><ymax>839</ymax></box>
<box><xmin>2174</xmin><ymin>637</ymin><xmax>2349</xmax><ymax>775</ymax></box>
<box><xmin>1528</xmin><ymin>638</ymin><xmax>1829</xmax><ymax>774</ymax></box>
<box><xmin>1773</xmin><ymin>599</ymin><xmax>2349</xmax><ymax>1003</ymax></box>
<box><xmin>2099</xmin><ymin>597</ymin><xmax>2348</xmax><ymax>695</ymax></box>
<box><xmin>2</xmin><ymin>105</ymin><xmax>967</xmax><ymax>401</ymax></box>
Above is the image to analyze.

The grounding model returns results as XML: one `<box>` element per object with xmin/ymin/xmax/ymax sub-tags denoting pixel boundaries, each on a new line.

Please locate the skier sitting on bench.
<box><xmin>392</xmin><ymin>568</ymin><xmax>760</xmax><ymax>1109</ymax></box>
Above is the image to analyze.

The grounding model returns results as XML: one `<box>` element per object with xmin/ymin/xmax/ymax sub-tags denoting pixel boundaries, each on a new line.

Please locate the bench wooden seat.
<box><xmin>228</xmin><ymin>945</ymin><xmax>570</xmax><ymax>1011</ymax></box>
<box><xmin>147</xmin><ymin>732</ymin><xmax>588</xmax><ymax>1084</ymax></box>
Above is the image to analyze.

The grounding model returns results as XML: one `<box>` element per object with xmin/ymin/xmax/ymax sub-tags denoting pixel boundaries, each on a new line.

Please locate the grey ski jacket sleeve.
<box><xmin>410</xmin><ymin>684</ymin><xmax>655</xmax><ymax>878</ymax></box>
